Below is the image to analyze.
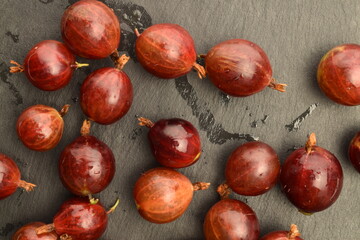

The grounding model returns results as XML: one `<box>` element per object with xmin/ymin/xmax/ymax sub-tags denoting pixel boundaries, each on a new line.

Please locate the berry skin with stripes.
<box><xmin>61</xmin><ymin>0</ymin><xmax>120</xmax><ymax>59</ymax></box>
<box><xmin>10</xmin><ymin>40</ymin><xmax>87</xmax><ymax>91</ymax></box>
<box><xmin>205</xmin><ymin>39</ymin><xmax>286</xmax><ymax>97</ymax></box>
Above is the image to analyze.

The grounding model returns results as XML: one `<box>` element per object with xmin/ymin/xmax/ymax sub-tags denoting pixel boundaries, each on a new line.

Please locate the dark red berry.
<box><xmin>203</xmin><ymin>198</ymin><xmax>260</xmax><ymax>240</ymax></box>
<box><xmin>348</xmin><ymin>132</ymin><xmax>360</xmax><ymax>173</ymax></box>
<box><xmin>10</xmin><ymin>40</ymin><xmax>87</xmax><ymax>91</ymax></box>
<box><xmin>135</xmin><ymin>23</ymin><xmax>205</xmax><ymax>79</ymax></box>
<box><xmin>16</xmin><ymin>104</ymin><xmax>70</xmax><ymax>151</ymax></box>
<box><xmin>12</xmin><ymin>222</ymin><xmax>58</xmax><ymax>240</ymax></box>
<box><xmin>225</xmin><ymin>141</ymin><xmax>280</xmax><ymax>196</ymax></box>
<box><xmin>36</xmin><ymin>198</ymin><xmax>119</xmax><ymax>240</ymax></box>
<box><xmin>317</xmin><ymin>44</ymin><xmax>360</xmax><ymax>106</ymax></box>
<box><xmin>80</xmin><ymin>55</ymin><xmax>133</xmax><ymax>125</ymax></box>
<box><xmin>205</xmin><ymin>39</ymin><xmax>286</xmax><ymax>97</ymax></box>
<box><xmin>0</xmin><ymin>153</ymin><xmax>35</xmax><ymax>200</ymax></box>
<box><xmin>133</xmin><ymin>167</ymin><xmax>210</xmax><ymax>223</ymax></box>
<box><xmin>138</xmin><ymin>117</ymin><xmax>201</xmax><ymax>168</ymax></box>
<box><xmin>61</xmin><ymin>0</ymin><xmax>120</xmax><ymax>59</ymax></box>
<box><xmin>260</xmin><ymin>224</ymin><xmax>303</xmax><ymax>240</ymax></box>
<box><xmin>280</xmin><ymin>133</ymin><xmax>343</xmax><ymax>213</ymax></box>
<box><xmin>59</xmin><ymin>120</ymin><xmax>115</xmax><ymax>196</ymax></box>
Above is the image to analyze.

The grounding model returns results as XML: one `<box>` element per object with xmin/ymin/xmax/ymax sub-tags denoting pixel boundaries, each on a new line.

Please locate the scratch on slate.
<box><xmin>285</xmin><ymin>103</ymin><xmax>319</xmax><ymax>132</ymax></box>
<box><xmin>5</xmin><ymin>31</ymin><xmax>19</xmax><ymax>43</ymax></box>
<box><xmin>175</xmin><ymin>76</ymin><xmax>258</xmax><ymax>144</ymax></box>
<box><xmin>0</xmin><ymin>62</ymin><xmax>23</xmax><ymax>105</ymax></box>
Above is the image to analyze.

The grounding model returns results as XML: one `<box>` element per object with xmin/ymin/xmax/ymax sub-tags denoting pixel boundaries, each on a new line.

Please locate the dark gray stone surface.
<box><xmin>1</xmin><ymin>0</ymin><xmax>360</xmax><ymax>239</ymax></box>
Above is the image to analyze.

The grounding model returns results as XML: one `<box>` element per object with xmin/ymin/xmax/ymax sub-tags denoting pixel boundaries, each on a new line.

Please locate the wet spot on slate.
<box><xmin>175</xmin><ymin>75</ymin><xmax>258</xmax><ymax>144</ymax></box>
<box><xmin>0</xmin><ymin>222</ymin><xmax>22</xmax><ymax>237</ymax></box>
<box><xmin>39</xmin><ymin>0</ymin><xmax>54</xmax><ymax>3</ymax></box>
<box><xmin>285</xmin><ymin>103</ymin><xmax>319</xmax><ymax>132</ymax></box>
<box><xmin>0</xmin><ymin>62</ymin><xmax>23</xmax><ymax>105</ymax></box>
<box><xmin>220</xmin><ymin>92</ymin><xmax>231</xmax><ymax>105</ymax></box>
<box><xmin>5</xmin><ymin>31</ymin><xmax>19</xmax><ymax>43</ymax></box>
<box><xmin>130</xmin><ymin>127</ymin><xmax>143</xmax><ymax>140</ymax></box>
<box><xmin>251</xmin><ymin>120</ymin><xmax>258</xmax><ymax>128</ymax></box>
<box><xmin>72</xmin><ymin>97</ymin><xmax>79</xmax><ymax>103</ymax></box>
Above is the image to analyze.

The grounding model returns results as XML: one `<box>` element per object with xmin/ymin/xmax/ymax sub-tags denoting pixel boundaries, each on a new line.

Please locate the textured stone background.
<box><xmin>1</xmin><ymin>0</ymin><xmax>360</xmax><ymax>239</ymax></box>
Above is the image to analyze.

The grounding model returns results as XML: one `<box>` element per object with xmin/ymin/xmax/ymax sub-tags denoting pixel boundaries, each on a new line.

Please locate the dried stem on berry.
<box><xmin>193</xmin><ymin>182</ymin><xmax>210</xmax><ymax>191</ymax></box>
<box><xmin>217</xmin><ymin>183</ymin><xmax>231</xmax><ymax>199</ymax></box>
<box><xmin>268</xmin><ymin>78</ymin><xmax>287</xmax><ymax>92</ymax></box>
<box><xmin>9</xmin><ymin>60</ymin><xmax>24</xmax><ymax>73</ymax></box>
<box><xmin>138</xmin><ymin>117</ymin><xmax>154</xmax><ymax>128</ymax></box>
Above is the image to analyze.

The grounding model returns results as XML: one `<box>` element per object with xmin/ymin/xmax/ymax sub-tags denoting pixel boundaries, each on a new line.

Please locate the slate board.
<box><xmin>1</xmin><ymin>0</ymin><xmax>360</xmax><ymax>239</ymax></box>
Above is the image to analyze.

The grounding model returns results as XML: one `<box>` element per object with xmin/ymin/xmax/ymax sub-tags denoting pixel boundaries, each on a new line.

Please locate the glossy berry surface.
<box><xmin>133</xmin><ymin>167</ymin><xmax>194</xmax><ymax>223</ymax></box>
<box><xmin>0</xmin><ymin>154</ymin><xmax>35</xmax><ymax>200</ymax></box>
<box><xmin>205</xmin><ymin>39</ymin><xmax>281</xmax><ymax>97</ymax></box>
<box><xmin>203</xmin><ymin>199</ymin><xmax>260</xmax><ymax>240</ymax></box>
<box><xmin>53</xmin><ymin>198</ymin><xmax>108</xmax><ymax>240</ymax></box>
<box><xmin>16</xmin><ymin>105</ymin><xmax>68</xmax><ymax>151</ymax></box>
<box><xmin>12</xmin><ymin>222</ymin><xmax>58</xmax><ymax>240</ymax></box>
<box><xmin>20</xmin><ymin>40</ymin><xmax>78</xmax><ymax>91</ymax></box>
<box><xmin>80</xmin><ymin>67</ymin><xmax>133</xmax><ymax>125</ymax></box>
<box><xmin>225</xmin><ymin>141</ymin><xmax>280</xmax><ymax>196</ymax></box>
<box><xmin>135</xmin><ymin>23</ymin><xmax>204</xmax><ymax>79</ymax></box>
<box><xmin>348</xmin><ymin>132</ymin><xmax>360</xmax><ymax>173</ymax></box>
<box><xmin>280</xmin><ymin>134</ymin><xmax>343</xmax><ymax>213</ymax></box>
<box><xmin>61</xmin><ymin>0</ymin><xmax>120</xmax><ymax>59</ymax></box>
<box><xmin>59</xmin><ymin>135</ymin><xmax>115</xmax><ymax>196</ymax></box>
<box><xmin>317</xmin><ymin>44</ymin><xmax>360</xmax><ymax>106</ymax></box>
<box><xmin>141</xmin><ymin>118</ymin><xmax>201</xmax><ymax>168</ymax></box>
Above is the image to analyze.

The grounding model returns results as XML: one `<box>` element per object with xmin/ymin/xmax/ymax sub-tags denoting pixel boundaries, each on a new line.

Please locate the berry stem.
<box><xmin>18</xmin><ymin>180</ymin><xmax>36</xmax><ymax>192</ymax></box>
<box><xmin>193</xmin><ymin>182</ymin><xmax>210</xmax><ymax>191</ymax></box>
<box><xmin>134</xmin><ymin>28</ymin><xmax>140</xmax><ymax>37</ymax></box>
<box><xmin>110</xmin><ymin>51</ymin><xmax>130</xmax><ymax>70</ymax></box>
<box><xmin>138</xmin><ymin>117</ymin><xmax>154</xmax><ymax>128</ymax></box>
<box><xmin>107</xmin><ymin>199</ymin><xmax>120</xmax><ymax>214</ymax></box>
<box><xmin>305</xmin><ymin>133</ymin><xmax>316</xmax><ymax>154</ymax></box>
<box><xmin>198</xmin><ymin>54</ymin><xmax>206</xmax><ymax>58</ymax></box>
<box><xmin>36</xmin><ymin>223</ymin><xmax>55</xmax><ymax>235</ymax></box>
<box><xmin>88</xmin><ymin>194</ymin><xmax>99</xmax><ymax>204</ymax></box>
<box><xmin>9</xmin><ymin>60</ymin><xmax>24</xmax><ymax>73</ymax></box>
<box><xmin>59</xmin><ymin>104</ymin><xmax>70</xmax><ymax>117</ymax></box>
<box><xmin>80</xmin><ymin>120</ymin><xmax>91</xmax><ymax>136</ymax></box>
<box><xmin>217</xmin><ymin>183</ymin><xmax>231</xmax><ymax>199</ymax></box>
<box><xmin>268</xmin><ymin>78</ymin><xmax>287</xmax><ymax>92</ymax></box>
<box><xmin>71</xmin><ymin>62</ymin><xmax>89</xmax><ymax>69</ymax></box>
<box><xmin>193</xmin><ymin>63</ymin><xmax>206</xmax><ymax>79</ymax></box>
<box><xmin>60</xmin><ymin>234</ymin><xmax>73</xmax><ymax>240</ymax></box>
<box><xmin>287</xmin><ymin>224</ymin><xmax>301</xmax><ymax>239</ymax></box>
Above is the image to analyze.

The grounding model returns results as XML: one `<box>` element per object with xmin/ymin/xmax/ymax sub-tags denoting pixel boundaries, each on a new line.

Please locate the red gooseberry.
<box><xmin>225</xmin><ymin>141</ymin><xmax>280</xmax><ymax>196</ymax></box>
<box><xmin>16</xmin><ymin>104</ymin><xmax>70</xmax><ymax>151</ymax></box>
<box><xmin>317</xmin><ymin>44</ymin><xmax>360</xmax><ymax>106</ymax></box>
<box><xmin>204</xmin><ymin>39</ymin><xmax>286</xmax><ymax>97</ymax></box>
<box><xmin>138</xmin><ymin>117</ymin><xmax>201</xmax><ymax>168</ymax></box>
<box><xmin>280</xmin><ymin>133</ymin><xmax>343</xmax><ymax>213</ymax></box>
<box><xmin>80</xmin><ymin>54</ymin><xmax>133</xmax><ymax>125</ymax></box>
<box><xmin>36</xmin><ymin>197</ymin><xmax>119</xmax><ymax>240</ymax></box>
<box><xmin>59</xmin><ymin>120</ymin><xmax>115</xmax><ymax>196</ymax></box>
<box><xmin>10</xmin><ymin>40</ymin><xmax>88</xmax><ymax>91</ymax></box>
<box><xmin>348</xmin><ymin>131</ymin><xmax>360</xmax><ymax>173</ymax></box>
<box><xmin>12</xmin><ymin>222</ymin><xmax>58</xmax><ymax>240</ymax></box>
<box><xmin>260</xmin><ymin>224</ymin><xmax>303</xmax><ymax>240</ymax></box>
<box><xmin>61</xmin><ymin>0</ymin><xmax>120</xmax><ymax>59</ymax></box>
<box><xmin>203</xmin><ymin>185</ymin><xmax>260</xmax><ymax>240</ymax></box>
<box><xmin>133</xmin><ymin>167</ymin><xmax>210</xmax><ymax>223</ymax></box>
<box><xmin>0</xmin><ymin>153</ymin><xmax>36</xmax><ymax>200</ymax></box>
<box><xmin>135</xmin><ymin>23</ymin><xmax>206</xmax><ymax>79</ymax></box>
